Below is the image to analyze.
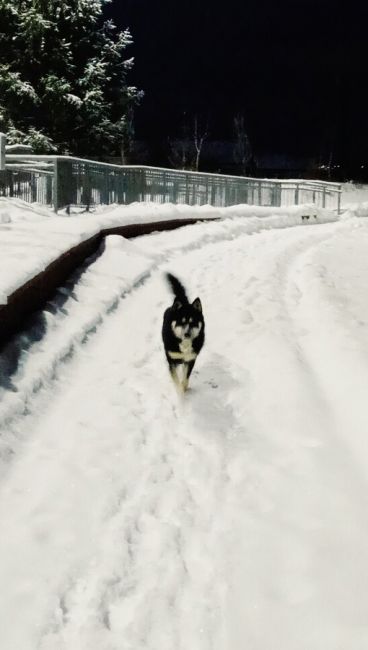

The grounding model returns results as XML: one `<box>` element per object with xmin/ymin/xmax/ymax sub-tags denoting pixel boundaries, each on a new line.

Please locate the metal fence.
<box><xmin>1</xmin><ymin>155</ymin><xmax>342</xmax><ymax>213</ymax></box>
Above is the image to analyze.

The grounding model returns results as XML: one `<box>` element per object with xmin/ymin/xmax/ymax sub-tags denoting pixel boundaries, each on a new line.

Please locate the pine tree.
<box><xmin>0</xmin><ymin>0</ymin><xmax>142</xmax><ymax>156</ymax></box>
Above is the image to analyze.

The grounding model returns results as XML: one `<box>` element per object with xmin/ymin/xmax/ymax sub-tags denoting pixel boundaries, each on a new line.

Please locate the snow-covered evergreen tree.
<box><xmin>0</xmin><ymin>0</ymin><xmax>142</xmax><ymax>156</ymax></box>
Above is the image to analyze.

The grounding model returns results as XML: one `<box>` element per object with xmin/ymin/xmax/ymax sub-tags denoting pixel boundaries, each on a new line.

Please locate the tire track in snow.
<box><xmin>0</xmin><ymin>268</ymin><xmax>245</xmax><ymax>650</ymax></box>
<box><xmin>2</xmin><ymin>217</ymin><xmax>362</xmax><ymax>650</ymax></box>
<box><xmin>39</xmin><ymin>358</ymin><xmax>238</xmax><ymax>649</ymax></box>
<box><xmin>0</xmin><ymin>214</ymin><xmax>334</xmax><ymax>406</ymax></box>
<box><xmin>0</xmin><ymin>216</ymin><xmax>333</xmax><ymax>464</ymax></box>
<box><xmin>284</xmin><ymin>221</ymin><xmax>368</xmax><ymax>475</ymax></box>
<box><xmin>195</xmin><ymin>224</ymin><xmax>368</xmax><ymax>649</ymax></box>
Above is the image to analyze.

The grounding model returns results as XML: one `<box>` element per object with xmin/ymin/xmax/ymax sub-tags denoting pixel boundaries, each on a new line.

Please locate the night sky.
<box><xmin>109</xmin><ymin>0</ymin><xmax>368</xmax><ymax>174</ymax></box>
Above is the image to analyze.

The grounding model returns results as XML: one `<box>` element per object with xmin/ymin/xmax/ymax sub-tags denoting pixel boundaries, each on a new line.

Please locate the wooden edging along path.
<box><xmin>0</xmin><ymin>217</ymin><xmax>219</xmax><ymax>346</ymax></box>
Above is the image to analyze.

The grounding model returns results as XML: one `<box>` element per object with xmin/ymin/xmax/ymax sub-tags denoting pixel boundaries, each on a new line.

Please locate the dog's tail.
<box><xmin>166</xmin><ymin>273</ymin><xmax>189</xmax><ymax>304</ymax></box>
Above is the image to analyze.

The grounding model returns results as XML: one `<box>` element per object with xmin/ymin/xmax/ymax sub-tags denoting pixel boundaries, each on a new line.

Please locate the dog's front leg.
<box><xmin>181</xmin><ymin>363</ymin><xmax>189</xmax><ymax>392</ymax></box>
<box><xmin>182</xmin><ymin>362</ymin><xmax>192</xmax><ymax>392</ymax></box>
<box><xmin>169</xmin><ymin>363</ymin><xmax>182</xmax><ymax>391</ymax></box>
<box><xmin>182</xmin><ymin>360</ymin><xmax>196</xmax><ymax>392</ymax></box>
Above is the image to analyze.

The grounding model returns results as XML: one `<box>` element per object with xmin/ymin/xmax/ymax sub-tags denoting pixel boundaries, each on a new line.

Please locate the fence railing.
<box><xmin>1</xmin><ymin>155</ymin><xmax>342</xmax><ymax>213</ymax></box>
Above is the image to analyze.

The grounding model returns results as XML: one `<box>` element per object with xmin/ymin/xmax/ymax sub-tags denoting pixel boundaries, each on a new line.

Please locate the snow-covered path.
<box><xmin>1</xmin><ymin>215</ymin><xmax>368</xmax><ymax>649</ymax></box>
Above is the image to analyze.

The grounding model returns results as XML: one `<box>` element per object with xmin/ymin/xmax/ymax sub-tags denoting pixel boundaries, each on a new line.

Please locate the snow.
<box><xmin>0</xmin><ymin>197</ymin><xmax>336</xmax><ymax>304</ymax></box>
<box><xmin>1</xmin><ymin>191</ymin><xmax>368</xmax><ymax>648</ymax></box>
<box><xmin>339</xmin><ymin>183</ymin><xmax>368</xmax><ymax>221</ymax></box>
<box><xmin>341</xmin><ymin>181</ymin><xmax>368</xmax><ymax>208</ymax></box>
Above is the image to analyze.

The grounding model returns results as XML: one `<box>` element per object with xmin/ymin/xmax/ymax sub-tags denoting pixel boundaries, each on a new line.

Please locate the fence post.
<box><xmin>46</xmin><ymin>174</ymin><xmax>53</xmax><ymax>204</ymax></box>
<box><xmin>337</xmin><ymin>187</ymin><xmax>341</xmax><ymax>215</ymax></box>
<box><xmin>322</xmin><ymin>186</ymin><xmax>326</xmax><ymax>208</ymax></box>
<box><xmin>271</xmin><ymin>182</ymin><xmax>280</xmax><ymax>207</ymax></box>
<box><xmin>162</xmin><ymin>170</ymin><xmax>167</xmax><ymax>203</ymax></box>
<box><xmin>117</xmin><ymin>169</ymin><xmax>125</xmax><ymax>204</ymax></box>
<box><xmin>0</xmin><ymin>133</ymin><xmax>6</xmax><ymax>170</ymax></box>
<box><xmin>294</xmin><ymin>183</ymin><xmax>299</xmax><ymax>205</ymax></box>
<box><xmin>185</xmin><ymin>173</ymin><xmax>189</xmax><ymax>204</ymax></box>
<box><xmin>225</xmin><ymin>180</ymin><xmax>230</xmax><ymax>206</ymax></box>
<box><xmin>31</xmin><ymin>174</ymin><xmax>37</xmax><ymax>202</ymax></box>
<box><xmin>140</xmin><ymin>168</ymin><xmax>145</xmax><ymax>202</ymax></box>
<box><xmin>53</xmin><ymin>157</ymin><xmax>59</xmax><ymax>212</ymax></box>
<box><xmin>100</xmin><ymin>168</ymin><xmax>109</xmax><ymax>204</ymax></box>
<box><xmin>0</xmin><ymin>133</ymin><xmax>7</xmax><ymax>196</ymax></box>
<box><xmin>277</xmin><ymin>183</ymin><xmax>282</xmax><ymax>206</ymax></box>
<box><xmin>81</xmin><ymin>162</ymin><xmax>92</xmax><ymax>210</ymax></box>
<box><xmin>242</xmin><ymin>180</ymin><xmax>248</xmax><ymax>205</ymax></box>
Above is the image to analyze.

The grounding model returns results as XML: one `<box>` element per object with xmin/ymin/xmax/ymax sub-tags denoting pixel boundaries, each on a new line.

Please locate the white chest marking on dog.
<box><xmin>180</xmin><ymin>338</ymin><xmax>192</xmax><ymax>352</ymax></box>
<box><xmin>168</xmin><ymin>346</ymin><xmax>197</xmax><ymax>362</ymax></box>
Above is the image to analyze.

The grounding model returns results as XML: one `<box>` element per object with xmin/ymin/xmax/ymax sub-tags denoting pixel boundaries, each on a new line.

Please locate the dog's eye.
<box><xmin>182</xmin><ymin>318</ymin><xmax>186</xmax><ymax>323</ymax></box>
<box><xmin>189</xmin><ymin>317</ymin><xmax>193</xmax><ymax>323</ymax></box>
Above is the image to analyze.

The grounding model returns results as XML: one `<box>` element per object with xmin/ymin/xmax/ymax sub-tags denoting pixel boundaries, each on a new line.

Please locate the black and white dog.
<box><xmin>162</xmin><ymin>273</ymin><xmax>205</xmax><ymax>392</ymax></box>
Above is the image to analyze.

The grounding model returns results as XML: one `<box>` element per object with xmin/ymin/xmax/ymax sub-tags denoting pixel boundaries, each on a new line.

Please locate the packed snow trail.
<box><xmin>1</xmin><ymin>216</ymin><xmax>368</xmax><ymax>649</ymax></box>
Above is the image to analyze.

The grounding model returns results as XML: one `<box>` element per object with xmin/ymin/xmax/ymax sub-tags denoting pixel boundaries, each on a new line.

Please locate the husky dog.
<box><xmin>162</xmin><ymin>273</ymin><xmax>205</xmax><ymax>392</ymax></box>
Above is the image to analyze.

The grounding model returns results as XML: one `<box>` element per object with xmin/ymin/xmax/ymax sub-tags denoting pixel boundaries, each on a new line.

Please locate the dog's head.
<box><xmin>170</xmin><ymin>297</ymin><xmax>203</xmax><ymax>342</ymax></box>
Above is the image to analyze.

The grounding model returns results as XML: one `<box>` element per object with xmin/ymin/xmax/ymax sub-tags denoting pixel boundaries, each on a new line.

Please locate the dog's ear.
<box><xmin>172</xmin><ymin>298</ymin><xmax>182</xmax><ymax>310</ymax></box>
<box><xmin>192</xmin><ymin>297</ymin><xmax>202</xmax><ymax>312</ymax></box>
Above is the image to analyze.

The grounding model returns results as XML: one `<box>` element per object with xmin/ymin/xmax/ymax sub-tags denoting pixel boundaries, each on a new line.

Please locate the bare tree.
<box><xmin>167</xmin><ymin>137</ymin><xmax>193</xmax><ymax>170</ymax></box>
<box><xmin>193</xmin><ymin>115</ymin><xmax>209</xmax><ymax>171</ymax></box>
<box><xmin>168</xmin><ymin>113</ymin><xmax>209</xmax><ymax>171</ymax></box>
<box><xmin>233</xmin><ymin>114</ymin><xmax>252</xmax><ymax>175</ymax></box>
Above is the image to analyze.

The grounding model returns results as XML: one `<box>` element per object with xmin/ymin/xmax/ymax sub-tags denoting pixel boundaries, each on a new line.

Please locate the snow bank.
<box><xmin>340</xmin><ymin>202</ymin><xmax>368</xmax><ymax>220</ymax></box>
<box><xmin>0</xmin><ymin>198</ymin><xmax>337</xmax><ymax>306</ymax></box>
<box><xmin>340</xmin><ymin>182</ymin><xmax>368</xmax><ymax>209</ymax></box>
<box><xmin>0</xmin><ymin>235</ymin><xmax>157</xmax><ymax>429</ymax></box>
<box><xmin>0</xmin><ymin>202</ymin><xmax>336</xmax><ymax>428</ymax></box>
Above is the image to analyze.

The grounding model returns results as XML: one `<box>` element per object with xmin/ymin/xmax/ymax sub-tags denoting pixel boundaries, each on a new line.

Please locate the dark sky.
<box><xmin>109</xmin><ymin>0</ymin><xmax>368</xmax><ymax>168</ymax></box>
